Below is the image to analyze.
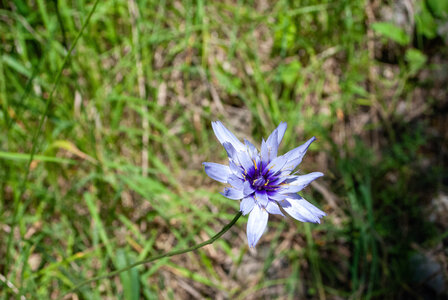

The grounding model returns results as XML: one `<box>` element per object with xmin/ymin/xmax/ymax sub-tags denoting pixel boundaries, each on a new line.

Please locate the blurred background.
<box><xmin>1</xmin><ymin>0</ymin><xmax>447</xmax><ymax>299</ymax></box>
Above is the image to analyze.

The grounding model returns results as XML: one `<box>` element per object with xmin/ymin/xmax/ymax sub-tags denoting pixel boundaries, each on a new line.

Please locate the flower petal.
<box><xmin>240</xmin><ymin>196</ymin><xmax>256</xmax><ymax>215</ymax></box>
<box><xmin>277</xmin><ymin>184</ymin><xmax>304</xmax><ymax>194</ymax></box>
<box><xmin>280</xmin><ymin>194</ymin><xmax>325</xmax><ymax>221</ymax></box>
<box><xmin>244</xmin><ymin>139</ymin><xmax>258</xmax><ymax>159</ymax></box>
<box><xmin>247</xmin><ymin>205</ymin><xmax>268</xmax><ymax>247</ymax></box>
<box><xmin>286</xmin><ymin>195</ymin><xmax>326</xmax><ymax>218</ymax></box>
<box><xmin>267</xmin><ymin>191</ymin><xmax>288</xmax><ymax>201</ymax></box>
<box><xmin>228</xmin><ymin>160</ymin><xmax>243</xmax><ymax>178</ymax></box>
<box><xmin>266</xmin><ymin>201</ymin><xmax>285</xmax><ymax>216</ymax></box>
<box><xmin>286</xmin><ymin>172</ymin><xmax>324</xmax><ymax>191</ymax></box>
<box><xmin>227</xmin><ymin>174</ymin><xmax>244</xmax><ymax>190</ymax></box>
<box><xmin>276</xmin><ymin>122</ymin><xmax>287</xmax><ymax>146</ymax></box>
<box><xmin>235</xmin><ymin>150</ymin><xmax>255</xmax><ymax>172</ymax></box>
<box><xmin>220</xmin><ymin>187</ymin><xmax>244</xmax><ymax>200</ymax></box>
<box><xmin>255</xmin><ymin>190</ymin><xmax>269</xmax><ymax>207</ymax></box>
<box><xmin>243</xmin><ymin>181</ymin><xmax>255</xmax><ymax>196</ymax></box>
<box><xmin>203</xmin><ymin>162</ymin><xmax>231</xmax><ymax>183</ymax></box>
<box><xmin>264</xmin><ymin>154</ymin><xmax>289</xmax><ymax>175</ymax></box>
<box><xmin>260</xmin><ymin>139</ymin><xmax>269</xmax><ymax>165</ymax></box>
<box><xmin>223</xmin><ymin>142</ymin><xmax>237</xmax><ymax>161</ymax></box>
<box><xmin>281</xmin><ymin>136</ymin><xmax>316</xmax><ymax>172</ymax></box>
<box><xmin>264</xmin><ymin>129</ymin><xmax>278</xmax><ymax>162</ymax></box>
<box><xmin>212</xmin><ymin>121</ymin><xmax>246</xmax><ymax>152</ymax></box>
<box><xmin>281</xmin><ymin>198</ymin><xmax>323</xmax><ymax>223</ymax></box>
<box><xmin>299</xmin><ymin>198</ymin><xmax>326</xmax><ymax>218</ymax></box>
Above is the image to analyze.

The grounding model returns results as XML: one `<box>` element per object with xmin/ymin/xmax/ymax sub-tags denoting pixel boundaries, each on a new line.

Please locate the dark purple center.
<box><xmin>245</xmin><ymin>162</ymin><xmax>280</xmax><ymax>191</ymax></box>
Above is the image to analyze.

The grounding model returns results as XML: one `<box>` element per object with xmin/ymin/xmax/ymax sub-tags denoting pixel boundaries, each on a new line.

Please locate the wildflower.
<box><xmin>203</xmin><ymin>121</ymin><xmax>326</xmax><ymax>247</ymax></box>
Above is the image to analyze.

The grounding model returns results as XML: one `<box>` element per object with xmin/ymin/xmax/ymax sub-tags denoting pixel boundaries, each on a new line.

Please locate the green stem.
<box><xmin>60</xmin><ymin>212</ymin><xmax>243</xmax><ymax>298</ymax></box>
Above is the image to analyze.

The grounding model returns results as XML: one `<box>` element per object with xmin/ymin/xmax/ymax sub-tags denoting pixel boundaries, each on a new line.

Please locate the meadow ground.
<box><xmin>1</xmin><ymin>0</ymin><xmax>447</xmax><ymax>299</ymax></box>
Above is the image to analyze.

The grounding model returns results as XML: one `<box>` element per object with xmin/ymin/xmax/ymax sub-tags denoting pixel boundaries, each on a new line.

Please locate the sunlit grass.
<box><xmin>1</xmin><ymin>0</ymin><xmax>446</xmax><ymax>298</ymax></box>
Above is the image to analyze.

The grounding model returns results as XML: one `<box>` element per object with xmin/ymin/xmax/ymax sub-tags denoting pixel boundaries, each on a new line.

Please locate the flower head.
<box><xmin>203</xmin><ymin>121</ymin><xmax>326</xmax><ymax>247</ymax></box>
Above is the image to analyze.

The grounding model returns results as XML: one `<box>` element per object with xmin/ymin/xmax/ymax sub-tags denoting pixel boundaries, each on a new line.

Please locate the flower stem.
<box><xmin>60</xmin><ymin>211</ymin><xmax>243</xmax><ymax>298</ymax></box>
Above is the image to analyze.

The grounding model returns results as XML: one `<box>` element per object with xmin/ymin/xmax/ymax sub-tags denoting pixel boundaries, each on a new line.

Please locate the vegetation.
<box><xmin>1</xmin><ymin>0</ymin><xmax>447</xmax><ymax>298</ymax></box>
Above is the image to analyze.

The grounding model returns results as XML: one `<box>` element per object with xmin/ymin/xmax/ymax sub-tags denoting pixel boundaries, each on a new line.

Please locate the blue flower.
<box><xmin>203</xmin><ymin>121</ymin><xmax>326</xmax><ymax>247</ymax></box>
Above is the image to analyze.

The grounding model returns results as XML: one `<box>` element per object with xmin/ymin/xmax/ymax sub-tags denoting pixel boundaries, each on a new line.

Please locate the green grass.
<box><xmin>1</xmin><ymin>0</ymin><xmax>447</xmax><ymax>299</ymax></box>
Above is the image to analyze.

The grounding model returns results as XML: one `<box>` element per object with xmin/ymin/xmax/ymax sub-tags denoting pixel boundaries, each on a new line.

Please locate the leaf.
<box><xmin>278</xmin><ymin>60</ymin><xmax>302</xmax><ymax>86</ymax></box>
<box><xmin>405</xmin><ymin>49</ymin><xmax>427</xmax><ymax>76</ymax></box>
<box><xmin>427</xmin><ymin>0</ymin><xmax>448</xmax><ymax>19</ymax></box>
<box><xmin>116</xmin><ymin>249</ymin><xmax>140</xmax><ymax>300</ymax></box>
<box><xmin>0</xmin><ymin>151</ymin><xmax>76</xmax><ymax>164</ymax></box>
<box><xmin>415</xmin><ymin>3</ymin><xmax>438</xmax><ymax>39</ymax></box>
<box><xmin>371</xmin><ymin>22</ymin><xmax>411</xmax><ymax>46</ymax></box>
<box><xmin>50</xmin><ymin>140</ymin><xmax>97</xmax><ymax>164</ymax></box>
